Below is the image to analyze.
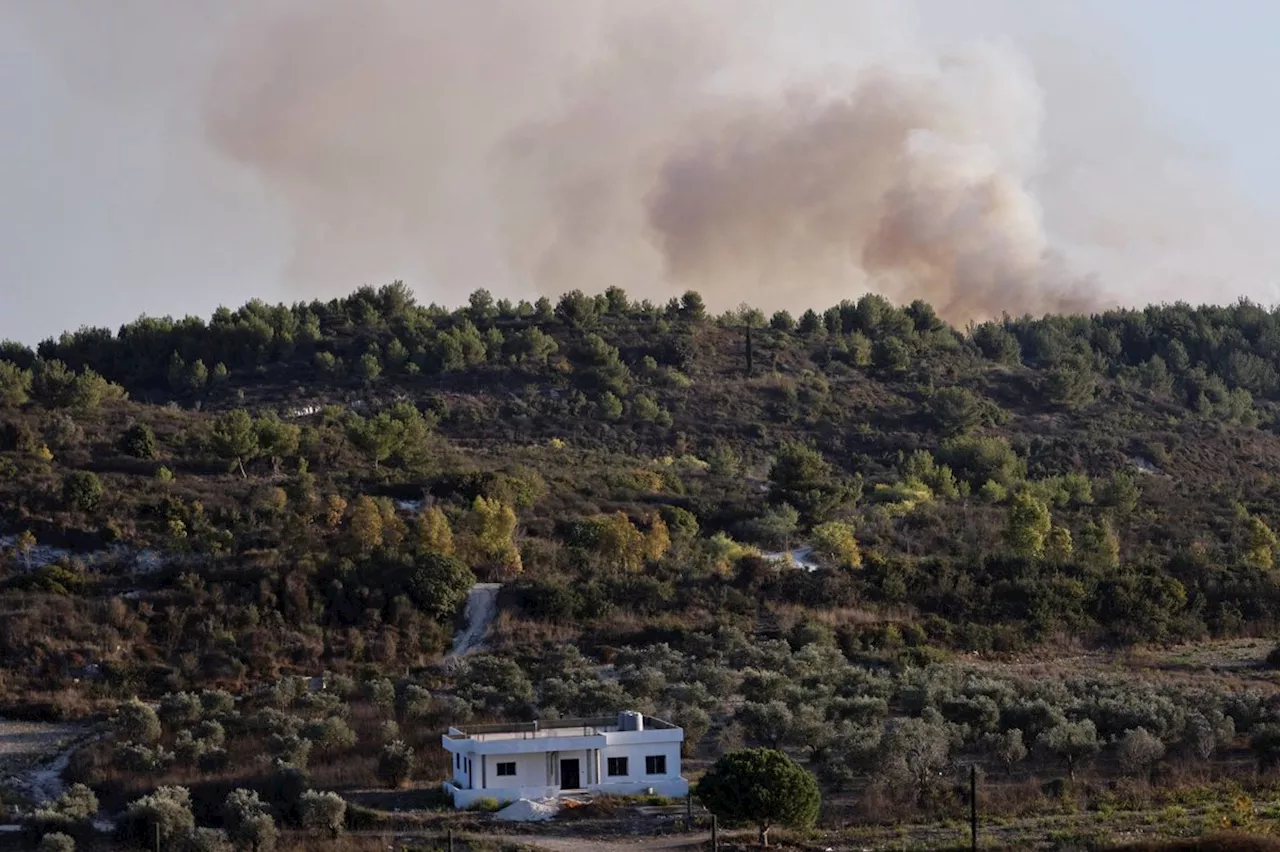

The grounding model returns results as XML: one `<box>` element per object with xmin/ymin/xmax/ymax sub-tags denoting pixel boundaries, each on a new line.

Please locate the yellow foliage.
<box><xmin>810</xmin><ymin>521</ymin><xmax>862</xmax><ymax>569</ymax></box>
<box><xmin>707</xmin><ymin>532</ymin><xmax>758</xmax><ymax>577</ymax></box>
<box><xmin>415</xmin><ymin>505</ymin><xmax>455</xmax><ymax>555</ymax></box>
<box><xmin>643</xmin><ymin>514</ymin><xmax>671</xmax><ymax>562</ymax></box>
<box><xmin>323</xmin><ymin>494</ymin><xmax>348</xmax><ymax>529</ymax></box>
<box><xmin>460</xmin><ymin>496</ymin><xmax>522</xmax><ymax>576</ymax></box>
<box><xmin>376</xmin><ymin>497</ymin><xmax>407</xmax><ymax>551</ymax></box>
<box><xmin>595</xmin><ymin>511</ymin><xmax>646</xmax><ymax>572</ymax></box>
<box><xmin>346</xmin><ymin>495</ymin><xmax>384</xmax><ymax>555</ymax></box>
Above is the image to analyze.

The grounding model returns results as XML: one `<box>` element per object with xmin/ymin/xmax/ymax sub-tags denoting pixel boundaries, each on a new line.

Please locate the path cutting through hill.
<box><xmin>448</xmin><ymin>582</ymin><xmax>502</xmax><ymax>657</ymax></box>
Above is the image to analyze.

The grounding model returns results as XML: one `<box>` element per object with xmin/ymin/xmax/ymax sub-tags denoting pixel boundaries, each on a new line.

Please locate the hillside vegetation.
<box><xmin>7</xmin><ymin>284</ymin><xmax>1280</xmax><ymax>848</ymax></box>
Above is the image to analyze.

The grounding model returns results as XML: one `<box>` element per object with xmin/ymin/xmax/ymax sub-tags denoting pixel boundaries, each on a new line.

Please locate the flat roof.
<box><xmin>445</xmin><ymin>713</ymin><xmax>677</xmax><ymax>742</ymax></box>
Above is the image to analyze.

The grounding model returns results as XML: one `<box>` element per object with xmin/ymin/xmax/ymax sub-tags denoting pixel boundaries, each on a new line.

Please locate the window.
<box><xmin>607</xmin><ymin>757</ymin><xmax>629</xmax><ymax>777</ymax></box>
<box><xmin>496</xmin><ymin>761</ymin><xmax>517</xmax><ymax>777</ymax></box>
<box><xmin>645</xmin><ymin>755</ymin><xmax>667</xmax><ymax>775</ymax></box>
<box><xmin>455</xmin><ymin>754</ymin><xmax>460</xmax><ymax>770</ymax></box>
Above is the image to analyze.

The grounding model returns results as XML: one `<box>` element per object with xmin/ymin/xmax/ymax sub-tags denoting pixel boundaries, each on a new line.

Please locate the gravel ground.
<box><xmin>0</xmin><ymin>720</ymin><xmax>90</xmax><ymax>802</ymax></box>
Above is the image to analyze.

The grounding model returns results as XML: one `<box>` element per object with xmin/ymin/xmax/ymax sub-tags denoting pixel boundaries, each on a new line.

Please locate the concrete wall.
<box><xmin>442</xmin><ymin>724</ymin><xmax>687</xmax><ymax>808</ymax></box>
<box><xmin>445</xmin><ymin>781</ymin><xmax>558</xmax><ymax>809</ymax></box>
<box><xmin>598</xmin><ymin>740</ymin><xmax>682</xmax><ymax>785</ymax></box>
<box><xmin>476</xmin><ymin>750</ymin><xmax>550</xmax><ymax>790</ymax></box>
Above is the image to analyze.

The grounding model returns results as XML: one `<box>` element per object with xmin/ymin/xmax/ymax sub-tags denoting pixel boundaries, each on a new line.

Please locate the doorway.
<box><xmin>559</xmin><ymin>758</ymin><xmax>581</xmax><ymax>789</ymax></box>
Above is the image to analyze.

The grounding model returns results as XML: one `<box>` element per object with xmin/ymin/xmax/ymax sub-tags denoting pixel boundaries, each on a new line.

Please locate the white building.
<box><xmin>441</xmin><ymin>711</ymin><xmax>688</xmax><ymax>808</ymax></box>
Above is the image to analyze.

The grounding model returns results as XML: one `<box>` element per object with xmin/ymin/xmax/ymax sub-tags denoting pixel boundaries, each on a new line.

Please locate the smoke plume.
<box><xmin>10</xmin><ymin>0</ymin><xmax>1280</xmax><ymax>325</ymax></box>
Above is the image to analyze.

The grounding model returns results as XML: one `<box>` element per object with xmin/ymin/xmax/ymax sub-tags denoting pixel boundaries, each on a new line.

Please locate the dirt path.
<box><xmin>506</xmin><ymin>833</ymin><xmax>714</xmax><ymax>851</ymax></box>
<box><xmin>0</xmin><ymin>721</ymin><xmax>93</xmax><ymax>804</ymax></box>
<box><xmin>449</xmin><ymin>583</ymin><xmax>502</xmax><ymax>657</ymax></box>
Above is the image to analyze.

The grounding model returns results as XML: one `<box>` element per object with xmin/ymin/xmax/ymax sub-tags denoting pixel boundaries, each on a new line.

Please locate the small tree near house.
<box><xmin>696</xmin><ymin>747</ymin><xmax>820</xmax><ymax>847</ymax></box>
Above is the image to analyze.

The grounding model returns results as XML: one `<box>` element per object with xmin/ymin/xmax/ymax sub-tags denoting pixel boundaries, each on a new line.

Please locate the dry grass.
<box><xmin>1113</xmin><ymin>833</ymin><xmax>1280</xmax><ymax>851</ymax></box>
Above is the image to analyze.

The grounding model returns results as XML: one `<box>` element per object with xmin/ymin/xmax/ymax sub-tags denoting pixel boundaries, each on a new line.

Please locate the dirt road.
<box><xmin>449</xmin><ymin>583</ymin><xmax>502</xmax><ymax>657</ymax></box>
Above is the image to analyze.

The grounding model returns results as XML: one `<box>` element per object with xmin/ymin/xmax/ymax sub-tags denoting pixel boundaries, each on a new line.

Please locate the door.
<box><xmin>560</xmin><ymin>758</ymin><xmax>581</xmax><ymax>789</ymax></box>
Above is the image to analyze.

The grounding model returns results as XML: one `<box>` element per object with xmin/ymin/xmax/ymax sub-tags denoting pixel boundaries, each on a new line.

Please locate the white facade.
<box><xmin>441</xmin><ymin>711</ymin><xmax>689</xmax><ymax>808</ymax></box>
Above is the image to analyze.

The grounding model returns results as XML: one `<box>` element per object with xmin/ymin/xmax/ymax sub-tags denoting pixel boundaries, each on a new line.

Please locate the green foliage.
<box><xmin>377</xmin><ymin>739</ymin><xmax>415</xmax><ymax>788</ymax></box>
<box><xmin>1040</xmin><ymin>719</ymin><xmax>1100</xmax><ymax>779</ymax></box>
<box><xmin>939</xmin><ymin>435</ymin><xmax>1025</xmax><ymax>488</ymax></box>
<box><xmin>120</xmin><ymin>423</ymin><xmax>157</xmax><ymax>459</ymax></box>
<box><xmin>873</xmin><ymin>337</ymin><xmax>910</xmax><ymax>373</ymax></box>
<box><xmin>405</xmin><ymin>551</ymin><xmax>476</xmax><ymax>620</ymax></box>
<box><xmin>224</xmin><ymin>788</ymin><xmax>277</xmax><ymax>852</ymax></box>
<box><xmin>346</xmin><ymin>403</ymin><xmax>434</xmax><ymax>471</ymax></box>
<box><xmin>62</xmin><ymin>470</ymin><xmax>104</xmax><ymax>513</ymax></box>
<box><xmin>1042</xmin><ymin>356</ymin><xmax>1097</xmax><ymax>410</ymax></box>
<box><xmin>810</xmin><ymin>521</ymin><xmax>862</xmax><ymax>569</ymax></box>
<box><xmin>768</xmin><ymin>441</ymin><xmax>854</xmax><ymax>523</ymax></box>
<box><xmin>38</xmin><ymin>833</ymin><xmax>75</xmax><ymax>852</ymax></box>
<box><xmin>0</xmin><ymin>360</ymin><xmax>32</xmax><ymax>407</ymax></box>
<box><xmin>1005</xmin><ymin>491</ymin><xmax>1052</xmax><ymax>558</ymax></box>
<box><xmin>123</xmin><ymin>786</ymin><xmax>196</xmax><ymax>849</ymax></box>
<box><xmin>298</xmin><ymin>790</ymin><xmax>346</xmax><ymax>837</ymax></box>
<box><xmin>929</xmin><ymin>387</ymin><xmax>985</xmax><ymax>435</ymax></box>
<box><xmin>115</xmin><ymin>697</ymin><xmax>162</xmax><ymax>744</ymax></box>
<box><xmin>697</xmin><ymin>747</ymin><xmax>820</xmax><ymax>845</ymax></box>
<box><xmin>210</xmin><ymin>409</ymin><xmax>259</xmax><ymax>476</ymax></box>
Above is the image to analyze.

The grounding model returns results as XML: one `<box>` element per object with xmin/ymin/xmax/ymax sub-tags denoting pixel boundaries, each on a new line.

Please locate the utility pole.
<box><xmin>970</xmin><ymin>764</ymin><xmax>978</xmax><ymax>852</ymax></box>
<box><xmin>745</xmin><ymin>322</ymin><xmax>754</xmax><ymax>377</ymax></box>
<box><xmin>711</xmin><ymin>814</ymin><xmax>719</xmax><ymax>851</ymax></box>
<box><xmin>447</xmin><ymin>828</ymin><xmax>455</xmax><ymax>852</ymax></box>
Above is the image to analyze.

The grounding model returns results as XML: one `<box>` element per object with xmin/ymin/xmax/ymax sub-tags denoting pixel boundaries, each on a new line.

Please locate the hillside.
<box><xmin>7</xmin><ymin>284</ymin><xmax>1280</xmax><ymax>848</ymax></box>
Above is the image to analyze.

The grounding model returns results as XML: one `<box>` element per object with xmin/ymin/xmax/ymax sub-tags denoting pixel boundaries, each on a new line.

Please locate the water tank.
<box><xmin>618</xmin><ymin>711</ymin><xmax>644</xmax><ymax>731</ymax></box>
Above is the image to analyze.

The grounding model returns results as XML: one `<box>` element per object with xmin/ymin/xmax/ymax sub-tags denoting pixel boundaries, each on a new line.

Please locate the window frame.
<box><xmin>495</xmin><ymin>761</ymin><xmax>517</xmax><ymax>777</ymax></box>
<box><xmin>607</xmin><ymin>756</ymin><xmax>629</xmax><ymax>777</ymax></box>
<box><xmin>645</xmin><ymin>754</ymin><xmax>667</xmax><ymax>775</ymax></box>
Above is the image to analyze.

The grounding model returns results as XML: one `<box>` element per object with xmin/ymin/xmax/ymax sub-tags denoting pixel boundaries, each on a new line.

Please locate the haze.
<box><xmin>2</xmin><ymin>0</ymin><xmax>1279</xmax><ymax>343</ymax></box>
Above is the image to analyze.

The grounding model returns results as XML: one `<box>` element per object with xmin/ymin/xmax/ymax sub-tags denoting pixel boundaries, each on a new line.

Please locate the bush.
<box><xmin>62</xmin><ymin>471</ymin><xmax>104</xmax><ymax>513</ymax></box>
<box><xmin>467</xmin><ymin>797</ymin><xmax>503</xmax><ymax>813</ymax></box>
<box><xmin>224</xmin><ymin>788</ymin><xmax>277</xmax><ymax>852</ymax></box>
<box><xmin>114</xmin><ymin>697</ymin><xmax>161</xmax><ymax>743</ymax></box>
<box><xmin>38</xmin><ymin>833</ymin><xmax>75</xmax><ymax>852</ymax></box>
<box><xmin>120</xmin><ymin>423</ymin><xmax>157</xmax><ymax>459</ymax></box>
<box><xmin>298</xmin><ymin>790</ymin><xmax>346</xmax><ymax>837</ymax></box>
<box><xmin>122</xmin><ymin>786</ymin><xmax>195</xmax><ymax>849</ymax></box>
<box><xmin>377</xmin><ymin>740</ymin><xmax>415</xmax><ymax>788</ymax></box>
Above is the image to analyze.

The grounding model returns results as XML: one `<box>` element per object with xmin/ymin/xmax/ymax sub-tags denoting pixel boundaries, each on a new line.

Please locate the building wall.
<box><xmin>443</xmin><ymin>726</ymin><xmax>688</xmax><ymax>808</ymax></box>
<box><xmin>476</xmin><ymin>750</ymin><xmax>550</xmax><ymax>790</ymax></box>
<box><xmin>598</xmin><ymin>740</ymin><xmax>682</xmax><ymax>787</ymax></box>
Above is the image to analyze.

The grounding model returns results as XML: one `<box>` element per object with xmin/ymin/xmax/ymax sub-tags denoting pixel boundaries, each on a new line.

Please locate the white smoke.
<box><xmin>6</xmin><ymin>0</ymin><xmax>1279</xmax><ymax>328</ymax></box>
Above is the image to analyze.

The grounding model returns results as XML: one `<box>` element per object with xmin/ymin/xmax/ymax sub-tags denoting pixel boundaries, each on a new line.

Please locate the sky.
<box><xmin>2</xmin><ymin>0</ymin><xmax>1279</xmax><ymax>344</ymax></box>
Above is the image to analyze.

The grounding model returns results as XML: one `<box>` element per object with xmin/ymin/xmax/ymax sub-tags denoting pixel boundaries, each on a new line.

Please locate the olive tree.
<box><xmin>224</xmin><ymin>788</ymin><xmax>277</xmax><ymax>852</ymax></box>
<box><xmin>1040</xmin><ymin>719</ymin><xmax>1100</xmax><ymax>780</ymax></box>
<box><xmin>298</xmin><ymin>790</ymin><xmax>346</xmax><ymax>837</ymax></box>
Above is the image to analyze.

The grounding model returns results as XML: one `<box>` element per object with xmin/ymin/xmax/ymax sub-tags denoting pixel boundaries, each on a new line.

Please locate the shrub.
<box><xmin>224</xmin><ymin>789</ymin><xmax>277</xmax><ymax>852</ymax></box>
<box><xmin>298</xmin><ymin>790</ymin><xmax>346</xmax><ymax>837</ymax></box>
<box><xmin>120</xmin><ymin>423</ymin><xmax>157</xmax><ymax>459</ymax></box>
<box><xmin>62</xmin><ymin>471</ymin><xmax>104</xmax><ymax>513</ymax></box>
<box><xmin>188</xmin><ymin>828</ymin><xmax>234</xmax><ymax>852</ymax></box>
<box><xmin>377</xmin><ymin>740</ymin><xmax>415</xmax><ymax>788</ymax></box>
<box><xmin>38</xmin><ymin>833</ymin><xmax>75</xmax><ymax>852</ymax></box>
<box><xmin>122</xmin><ymin>786</ymin><xmax>195</xmax><ymax>849</ymax></box>
<box><xmin>114</xmin><ymin>697</ymin><xmax>161</xmax><ymax>743</ymax></box>
<box><xmin>1117</xmin><ymin>727</ymin><xmax>1166</xmax><ymax>777</ymax></box>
